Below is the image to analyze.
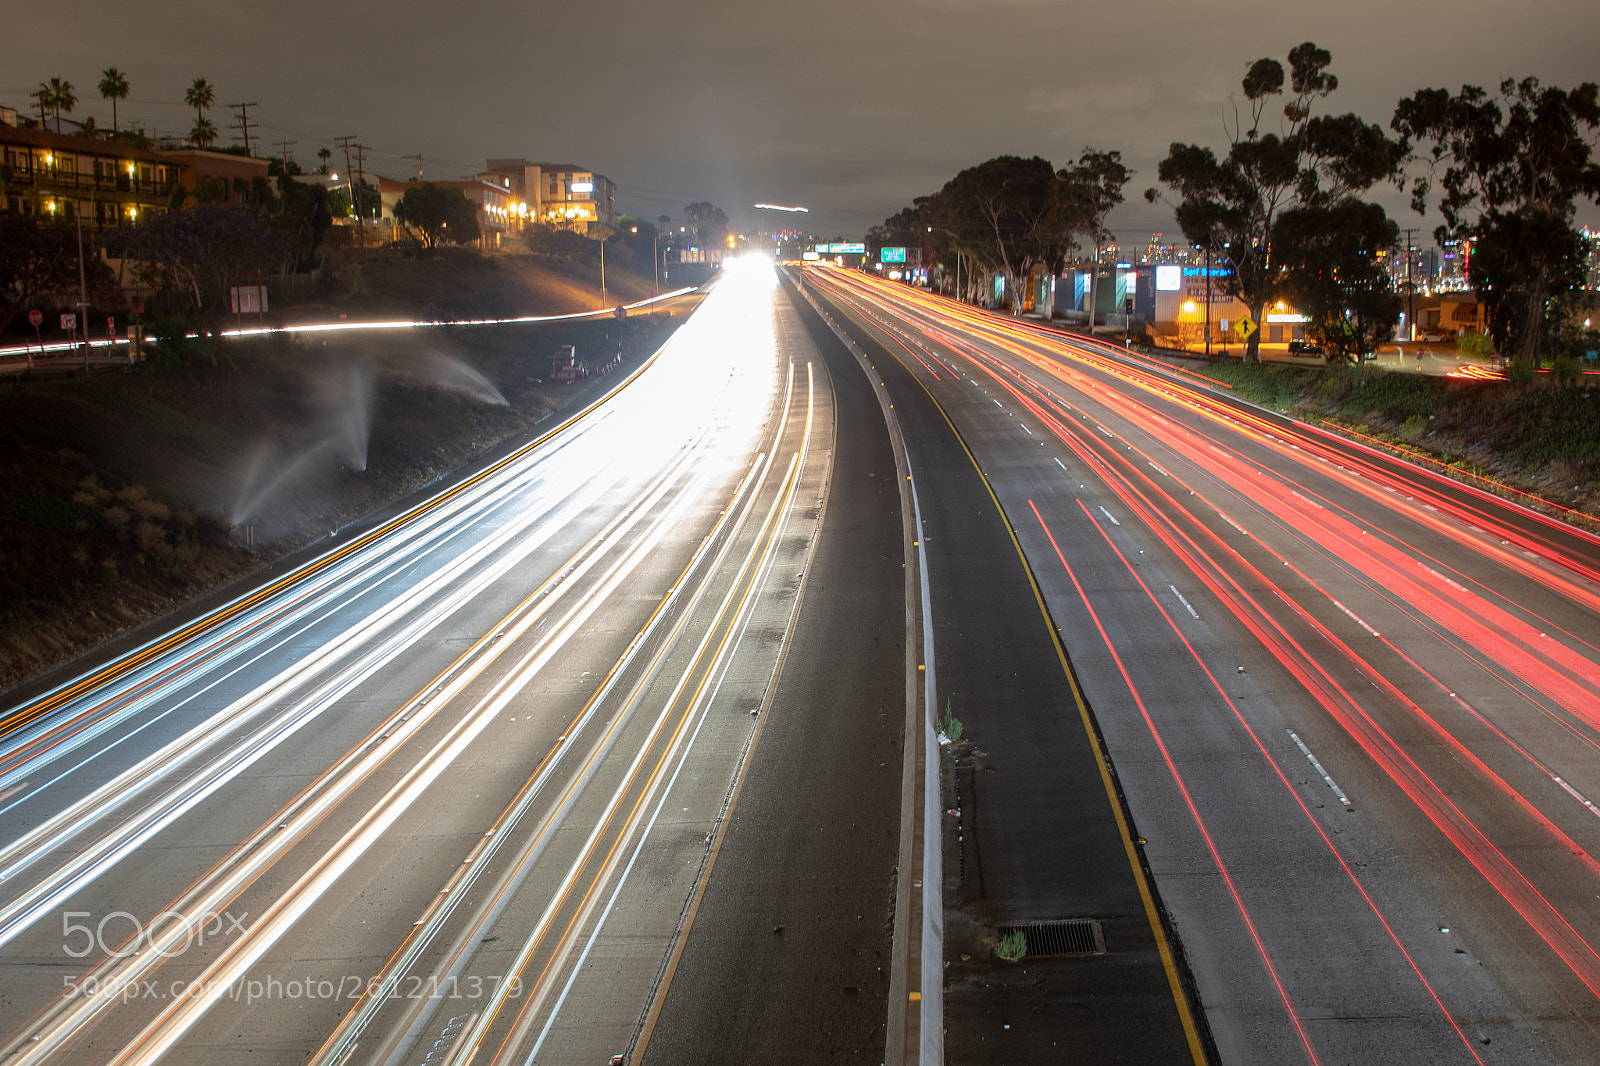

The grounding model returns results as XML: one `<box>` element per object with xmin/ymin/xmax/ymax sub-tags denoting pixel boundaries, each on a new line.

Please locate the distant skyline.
<box><xmin>10</xmin><ymin>0</ymin><xmax>1599</xmax><ymax>243</ymax></box>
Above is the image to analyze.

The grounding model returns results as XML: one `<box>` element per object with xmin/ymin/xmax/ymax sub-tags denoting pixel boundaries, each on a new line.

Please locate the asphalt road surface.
<box><xmin>0</xmin><ymin>260</ymin><xmax>846</xmax><ymax>1066</ymax></box>
<box><xmin>803</xmin><ymin>264</ymin><xmax>1600</xmax><ymax>1066</ymax></box>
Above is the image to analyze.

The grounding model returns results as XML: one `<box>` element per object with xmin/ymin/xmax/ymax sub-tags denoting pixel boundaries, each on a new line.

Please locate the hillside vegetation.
<box><xmin>1193</xmin><ymin>361</ymin><xmax>1600</xmax><ymax>523</ymax></box>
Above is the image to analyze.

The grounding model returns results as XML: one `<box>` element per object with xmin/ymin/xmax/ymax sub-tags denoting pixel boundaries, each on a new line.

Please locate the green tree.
<box><xmin>189</xmin><ymin>116</ymin><xmax>218</xmax><ymax>149</ymax></box>
<box><xmin>682</xmin><ymin>202</ymin><xmax>728</xmax><ymax>243</ymax></box>
<box><xmin>928</xmin><ymin>155</ymin><xmax>1060</xmax><ymax>315</ymax></box>
<box><xmin>107</xmin><ymin>202</ymin><xmax>290</xmax><ymax>328</ymax></box>
<box><xmin>394</xmin><ymin>183</ymin><xmax>481</xmax><ymax>248</ymax></box>
<box><xmin>315</xmin><ymin>147</ymin><xmax>332</xmax><ymax>175</ymax></box>
<box><xmin>1274</xmin><ymin>199</ymin><xmax>1404</xmax><ymax>362</ymax></box>
<box><xmin>184</xmin><ymin>78</ymin><xmax>215</xmax><ymax>126</ymax></box>
<box><xmin>99</xmin><ymin>68</ymin><xmax>130</xmax><ymax>133</ymax></box>
<box><xmin>1148</xmin><ymin>43</ymin><xmax>1404</xmax><ymax>361</ymax></box>
<box><xmin>0</xmin><ymin>214</ymin><xmax>89</xmax><ymax>332</ymax></box>
<box><xmin>619</xmin><ymin>216</ymin><xmax>658</xmax><ymax>263</ymax></box>
<box><xmin>1393</xmin><ymin>77</ymin><xmax>1600</xmax><ymax>366</ymax></box>
<box><xmin>1058</xmin><ymin>148</ymin><xmax>1131</xmax><ymax>330</ymax></box>
<box><xmin>44</xmin><ymin>77</ymin><xmax>76</xmax><ymax>133</ymax></box>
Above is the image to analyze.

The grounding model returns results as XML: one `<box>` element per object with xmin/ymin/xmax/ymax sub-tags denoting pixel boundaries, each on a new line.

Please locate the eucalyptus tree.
<box><xmin>927</xmin><ymin>155</ymin><xmax>1060</xmax><ymax>315</ymax></box>
<box><xmin>1393</xmin><ymin>77</ymin><xmax>1600</xmax><ymax>366</ymax></box>
<box><xmin>1274</xmin><ymin>199</ymin><xmax>1403</xmax><ymax>362</ymax></box>
<box><xmin>1148</xmin><ymin>43</ymin><xmax>1404</xmax><ymax>360</ymax></box>
<box><xmin>1058</xmin><ymin>148</ymin><xmax>1131</xmax><ymax>331</ymax></box>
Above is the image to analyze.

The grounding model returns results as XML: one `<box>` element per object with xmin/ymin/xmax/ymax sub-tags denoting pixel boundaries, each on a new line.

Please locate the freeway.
<box><xmin>801</xmin><ymin>264</ymin><xmax>1600</xmax><ymax>1065</ymax></box>
<box><xmin>0</xmin><ymin>258</ymin><xmax>837</xmax><ymax>1066</ymax></box>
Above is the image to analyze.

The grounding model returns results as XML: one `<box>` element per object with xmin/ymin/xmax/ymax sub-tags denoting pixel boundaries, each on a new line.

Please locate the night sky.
<box><xmin>12</xmin><ymin>0</ymin><xmax>1600</xmax><ymax>242</ymax></box>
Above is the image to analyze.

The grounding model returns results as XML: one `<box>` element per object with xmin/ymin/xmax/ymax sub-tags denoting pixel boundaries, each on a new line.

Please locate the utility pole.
<box><xmin>354</xmin><ymin>143</ymin><xmax>371</xmax><ymax>232</ymax></box>
<box><xmin>227</xmin><ymin>101</ymin><xmax>258</xmax><ymax>156</ymax></box>
<box><xmin>76</xmin><ymin>200</ymin><xmax>90</xmax><ymax>370</ymax></box>
<box><xmin>273</xmin><ymin>139</ymin><xmax>297</xmax><ymax>213</ymax></box>
<box><xmin>1401</xmin><ymin>227</ymin><xmax>1419</xmax><ymax>342</ymax></box>
<box><xmin>404</xmin><ymin>154</ymin><xmax>424</xmax><ymax>181</ymax></box>
<box><xmin>335</xmin><ymin>135</ymin><xmax>364</xmax><ymax>248</ymax></box>
<box><xmin>1205</xmin><ymin>244</ymin><xmax>1213</xmax><ymax>357</ymax></box>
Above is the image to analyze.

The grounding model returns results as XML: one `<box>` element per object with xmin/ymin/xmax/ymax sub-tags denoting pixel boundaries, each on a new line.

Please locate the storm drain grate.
<box><xmin>997</xmin><ymin>919</ymin><xmax>1105</xmax><ymax>958</ymax></box>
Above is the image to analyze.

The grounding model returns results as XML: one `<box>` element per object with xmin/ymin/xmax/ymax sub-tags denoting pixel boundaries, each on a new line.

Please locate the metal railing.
<box><xmin>6</xmin><ymin>169</ymin><xmax>178</xmax><ymax>196</ymax></box>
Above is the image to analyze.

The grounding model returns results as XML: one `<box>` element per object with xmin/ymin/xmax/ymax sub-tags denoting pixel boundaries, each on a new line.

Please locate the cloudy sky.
<box><xmin>12</xmin><ymin>0</ymin><xmax>1600</xmax><ymax>243</ymax></box>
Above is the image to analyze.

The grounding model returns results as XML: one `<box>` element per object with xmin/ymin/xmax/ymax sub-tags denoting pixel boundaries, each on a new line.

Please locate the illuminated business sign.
<box><xmin>570</xmin><ymin>180</ymin><xmax>594</xmax><ymax>193</ymax></box>
<box><xmin>880</xmin><ymin>246</ymin><xmax>907</xmax><ymax>263</ymax></box>
<box><xmin>1155</xmin><ymin>265</ymin><xmax>1182</xmax><ymax>291</ymax></box>
<box><xmin>816</xmin><ymin>243</ymin><xmax>866</xmax><ymax>254</ymax></box>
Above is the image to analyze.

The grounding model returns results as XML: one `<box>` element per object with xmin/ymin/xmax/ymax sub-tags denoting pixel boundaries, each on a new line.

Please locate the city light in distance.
<box><xmin>753</xmin><ymin>203</ymin><xmax>808</xmax><ymax>212</ymax></box>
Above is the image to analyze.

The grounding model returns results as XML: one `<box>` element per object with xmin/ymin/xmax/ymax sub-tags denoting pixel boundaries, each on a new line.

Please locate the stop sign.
<box><xmin>28</xmin><ymin>310</ymin><xmax>42</xmax><ymax>327</ymax></box>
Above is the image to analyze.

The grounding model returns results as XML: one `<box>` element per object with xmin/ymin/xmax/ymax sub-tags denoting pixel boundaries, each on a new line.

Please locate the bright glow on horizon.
<box><xmin>753</xmin><ymin>203</ymin><xmax>808</xmax><ymax>213</ymax></box>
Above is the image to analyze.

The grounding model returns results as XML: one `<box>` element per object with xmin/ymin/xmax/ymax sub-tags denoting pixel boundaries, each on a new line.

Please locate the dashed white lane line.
<box><xmin>1168</xmin><ymin>585</ymin><xmax>1199</xmax><ymax>619</ymax></box>
<box><xmin>1288</xmin><ymin>729</ymin><xmax>1354</xmax><ymax>810</ymax></box>
<box><xmin>1330</xmin><ymin>598</ymin><xmax>1380</xmax><ymax>636</ymax></box>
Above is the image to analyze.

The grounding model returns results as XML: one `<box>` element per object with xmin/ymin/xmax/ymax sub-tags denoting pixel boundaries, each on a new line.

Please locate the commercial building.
<box><xmin>0</xmin><ymin>121</ymin><xmax>181</xmax><ymax>233</ymax></box>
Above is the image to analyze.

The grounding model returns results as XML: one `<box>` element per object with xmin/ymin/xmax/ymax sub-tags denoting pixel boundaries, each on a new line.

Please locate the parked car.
<box><xmin>1287</xmin><ymin>340</ymin><xmax>1325</xmax><ymax>356</ymax></box>
<box><xmin>1417</xmin><ymin>331</ymin><xmax>1447</xmax><ymax>342</ymax></box>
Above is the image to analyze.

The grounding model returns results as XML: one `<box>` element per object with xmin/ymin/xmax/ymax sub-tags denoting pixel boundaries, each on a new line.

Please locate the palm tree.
<box><xmin>46</xmin><ymin>77</ymin><xmax>76</xmax><ymax>133</ymax></box>
<box><xmin>99</xmin><ymin>68</ymin><xmax>130</xmax><ymax>133</ymax></box>
<box><xmin>189</xmin><ymin>116</ymin><xmax>218</xmax><ymax>149</ymax></box>
<box><xmin>184</xmin><ymin>78</ymin><xmax>215</xmax><ymax>124</ymax></box>
<box><xmin>32</xmin><ymin>83</ymin><xmax>51</xmax><ymax>127</ymax></box>
<box><xmin>316</xmin><ymin>147</ymin><xmax>332</xmax><ymax>175</ymax></box>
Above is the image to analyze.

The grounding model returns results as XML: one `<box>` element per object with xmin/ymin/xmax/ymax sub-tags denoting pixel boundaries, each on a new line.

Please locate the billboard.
<box><xmin>1155</xmin><ymin>264</ymin><xmax>1182</xmax><ymax>291</ymax></box>
<box><xmin>880</xmin><ymin>246</ymin><xmax>907</xmax><ymax>263</ymax></box>
<box><xmin>816</xmin><ymin>242</ymin><xmax>866</xmax><ymax>254</ymax></box>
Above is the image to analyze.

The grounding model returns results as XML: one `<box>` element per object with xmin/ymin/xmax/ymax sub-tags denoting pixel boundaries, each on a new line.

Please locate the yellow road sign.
<box><xmin>1236</xmin><ymin>313</ymin><xmax>1258</xmax><ymax>339</ymax></box>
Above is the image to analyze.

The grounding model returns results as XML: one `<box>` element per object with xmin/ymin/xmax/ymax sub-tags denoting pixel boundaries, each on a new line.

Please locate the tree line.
<box><xmin>873</xmin><ymin>42</ymin><xmax>1600</xmax><ymax>368</ymax></box>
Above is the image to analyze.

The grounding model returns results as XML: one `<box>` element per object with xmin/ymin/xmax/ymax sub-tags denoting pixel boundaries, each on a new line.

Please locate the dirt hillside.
<box><xmin>0</xmin><ymin>253</ymin><xmax>706</xmax><ymax>697</ymax></box>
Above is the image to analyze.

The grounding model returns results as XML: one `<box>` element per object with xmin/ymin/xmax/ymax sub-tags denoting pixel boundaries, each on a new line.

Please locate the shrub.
<box><xmin>6</xmin><ymin>494</ymin><xmax>100</xmax><ymax>531</ymax></box>
<box><xmin>1456</xmin><ymin>331</ymin><xmax>1494</xmax><ymax>357</ymax></box>
<box><xmin>994</xmin><ymin>929</ymin><xmax>1026</xmax><ymax>961</ymax></box>
<box><xmin>938</xmin><ymin>698</ymin><xmax>964</xmax><ymax>744</ymax></box>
